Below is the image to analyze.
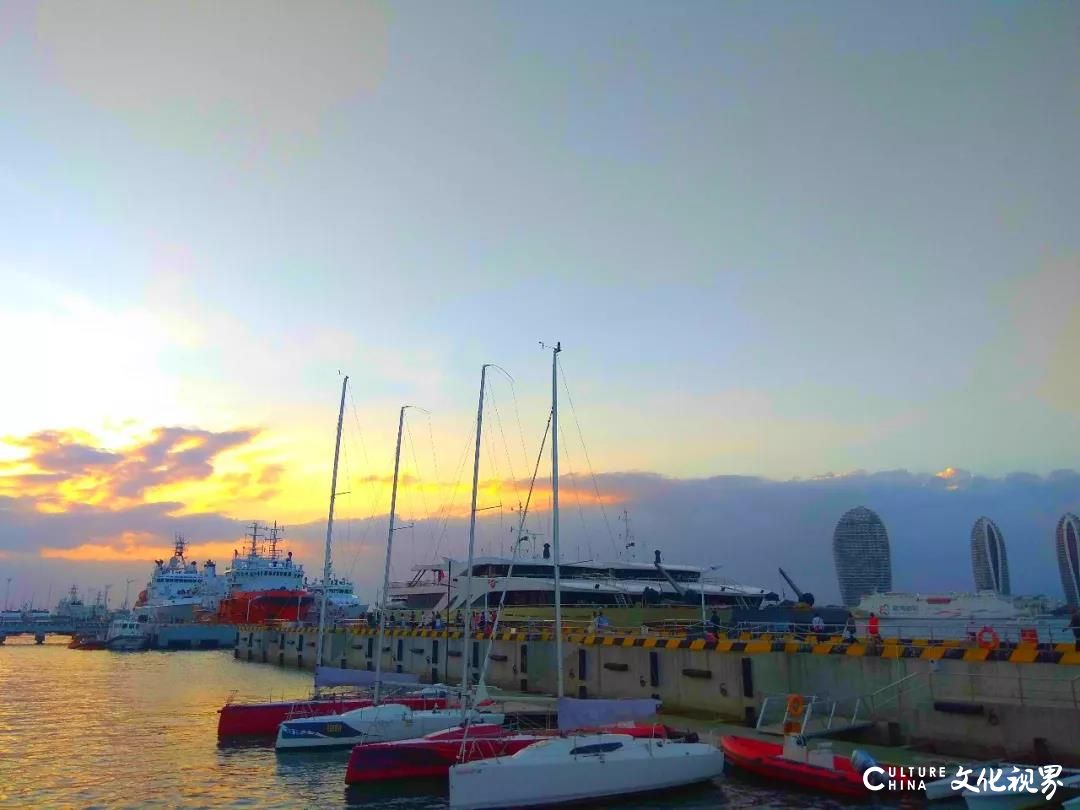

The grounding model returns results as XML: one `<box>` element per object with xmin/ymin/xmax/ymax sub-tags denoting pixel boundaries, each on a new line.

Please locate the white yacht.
<box><xmin>389</xmin><ymin>548</ymin><xmax>773</xmax><ymax>613</ymax></box>
<box><xmin>307</xmin><ymin>571</ymin><xmax>367</xmax><ymax>619</ymax></box>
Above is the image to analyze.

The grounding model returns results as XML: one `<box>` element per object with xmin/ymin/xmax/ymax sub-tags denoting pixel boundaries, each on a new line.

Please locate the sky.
<box><xmin>0</xmin><ymin>1</ymin><xmax>1078</xmax><ymax>608</ymax></box>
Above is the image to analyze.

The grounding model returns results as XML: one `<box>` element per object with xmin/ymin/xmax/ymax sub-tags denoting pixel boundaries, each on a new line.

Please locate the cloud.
<box><xmin>0</xmin><ymin>426</ymin><xmax>262</xmax><ymax>511</ymax></box>
<box><xmin>30</xmin><ymin>0</ymin><xmax>389</xmax><ymax>141</ymax></box>
<box><xmin>39</xmin><ymin>531</ymin><xmax>246</xmax><ymax>564</ymax></box>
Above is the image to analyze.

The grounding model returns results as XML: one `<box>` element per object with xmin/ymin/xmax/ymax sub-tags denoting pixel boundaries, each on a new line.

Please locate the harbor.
<box><xmin>4</xmin><ymin>3</ymin><xmax>1080</xmax><ymax>806</ymax></box>
<box><xmin>232</xmin><ymin>620</ymin><xmax>1080</xmax><ymax>766</ymax></box>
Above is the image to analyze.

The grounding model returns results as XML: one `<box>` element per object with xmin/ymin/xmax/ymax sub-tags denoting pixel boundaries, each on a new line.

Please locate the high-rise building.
<box><xmin>1055</xmin><ymin>512</ymin><xmax>1080</xmax><ymax>607</ymax></box>
<box><xmin>970</xmin><ymin>517</ymin><xmax>1010</xmax><ymax>595</ymax></box>
<box><xmin>833</xmin><ymin>506</ymin><xmax>892</xmax><ymax>607</ymax></box>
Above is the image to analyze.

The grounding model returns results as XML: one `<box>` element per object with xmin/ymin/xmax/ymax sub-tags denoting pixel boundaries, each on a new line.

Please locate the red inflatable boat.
<box><xmin>721</xmin><ymin>736</ymin><xmax>873</xmax><ymax>798</ymax></box>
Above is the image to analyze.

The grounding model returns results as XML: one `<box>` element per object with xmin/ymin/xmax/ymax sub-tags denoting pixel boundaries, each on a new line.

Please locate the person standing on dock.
<box><xmin>842</xmin><ymin>615</ymin><xmax>856</xmax><ymax>643</ymax></box>
<box><xmin>867</xmin><ymin>612</ymin><xmax>880</xmax><ymax>641</ymax></box>
<box><xmin>1069</xmin><ymin>609</ymin><xmax>1080</xmax><ymax>652</ymax></box>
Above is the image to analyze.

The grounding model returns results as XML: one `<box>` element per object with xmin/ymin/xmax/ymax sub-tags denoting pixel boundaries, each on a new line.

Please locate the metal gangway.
<box><xmin>755</xmin><ymin>671</ymin><xmax>927</xmax><ymax>738</ymax></box>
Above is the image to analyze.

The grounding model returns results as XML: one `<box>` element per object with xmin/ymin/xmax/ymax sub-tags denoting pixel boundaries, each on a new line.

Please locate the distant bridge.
<box><xmin>0</xmin><ymin>619</ymin><xmax>106</xmax><ymax>637</ymax></box>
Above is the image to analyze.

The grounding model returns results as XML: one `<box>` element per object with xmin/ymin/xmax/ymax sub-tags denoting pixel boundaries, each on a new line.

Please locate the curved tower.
<box><xmin>970</xmin><ymin>517</ymin><xmax>1010</xmax><ymax>595</ymax></box>
<box><xmin>833</xmin><ymin>506</ymin><xmax>893</xmax><ymax>607</ymax></box>
<box><xmin>1056</xmin><ymin>513</ymin><xmax>1080</xmax><ymax>607</ymax></box>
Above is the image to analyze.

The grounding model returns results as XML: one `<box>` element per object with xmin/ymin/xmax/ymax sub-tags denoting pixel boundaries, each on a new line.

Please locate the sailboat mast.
<box><xmin>374</xmin><ymin>405</ymin><xmax>408</xmax><ymax>705</ymax></box>
<box><xmin>463</xmin><ymin>363</ymin><xmax>490</xmax><ymax>691</ymax></box>
<box><xmin>314</xmin><ymin>375</ymin><xmax>349</xmax><ymax>674</ymax></box>
<box><xmin>550</xmin><ymin>342</ymin><xmax>563</xmax><ymax>698</ymax></box>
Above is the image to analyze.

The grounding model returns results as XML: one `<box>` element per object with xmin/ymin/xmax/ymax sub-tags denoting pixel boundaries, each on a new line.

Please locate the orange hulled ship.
<box><xmin>217</xmin><ymin>522</ymin><xmax>314</xmax><ymax>624</ymax></box>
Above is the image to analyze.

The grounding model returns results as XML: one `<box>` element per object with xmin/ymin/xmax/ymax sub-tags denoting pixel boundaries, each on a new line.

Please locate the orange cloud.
<box><xmin>0</xmin><ymin>426</ymin><xmax>276</xmax><ymax>515</ymax></box>
<box><xmin>38</xmin><ymin>531</ymin><xmax>307</xmax><ymax>565</ymax></box>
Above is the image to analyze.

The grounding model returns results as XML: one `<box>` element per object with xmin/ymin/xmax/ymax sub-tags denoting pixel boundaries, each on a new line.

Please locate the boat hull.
<box><xmin>277</xmin><ymin>707</ymin><xmax>505</xmax><ymax>751</ymax></box>
<box><xmin>721</xmin><ymin>736</ymin><xmax>868</xmax><ymax>798</ymax></box>
<box><xmin>346</xmin><ymin>725</ymin><xmax>539</xmax><ymax>783</ymax></box>
<box><xmin>216</xmin><ymin>590</ymin><xmax>313</xmax><ymax>624</ymax></box>
<box><xmin>345</xmin><ymin>722</ymin><xmax>679</xmax><ymax>784</ymax></box>
<box><xmin>448</xmin><ymin>735</ymin><xmax>724</xmax><ymax>810</ymax></box>
<box><xmin>217</xmin><ymin>694</ymin><xmax>448</xmax><ymax>738</ymax></box>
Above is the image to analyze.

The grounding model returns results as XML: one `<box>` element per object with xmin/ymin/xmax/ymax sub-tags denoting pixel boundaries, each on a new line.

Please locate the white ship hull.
<box><xmin>276</xmin><ymin>704</ymin><xmax>502</xmax><ymax>751</ymax></box>
<box><xmin>853</xmin><ymin>592</ymin><xmax>1021</xmax><ymax>622</ymax></box>
<box><xmin>448</xmin><ymin>734</ymin><xmax>724</xmax><ymax>809</ymax></box>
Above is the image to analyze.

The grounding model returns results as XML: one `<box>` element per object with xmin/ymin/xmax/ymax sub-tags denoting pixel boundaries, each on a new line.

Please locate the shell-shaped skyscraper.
<box><xmin>970</xmin><ymin>517</ymin><xmax>1010</xmax><ymax>595</ymax></box>
<box><xmin>1056</xmin><ymin>512</ymin><xmax>1080</xmax><ymax>607</ymax></box>
<box><xmin>833</xmin><ymin>506</ymin><xmax>893</xmax><ymax>607</ymax></box>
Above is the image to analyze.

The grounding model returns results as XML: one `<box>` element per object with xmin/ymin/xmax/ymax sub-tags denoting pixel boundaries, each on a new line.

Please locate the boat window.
<box><xmin>569</xmin><ymin>741</ymin><xmax>623</xmax><ymax>756</ymax></box>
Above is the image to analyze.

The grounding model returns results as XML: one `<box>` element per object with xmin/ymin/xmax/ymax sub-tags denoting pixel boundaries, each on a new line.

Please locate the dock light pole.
<box><xmin>4</xmin><ymin>578</ymin><xmax>10</xmax><ymax>611</ymax></box>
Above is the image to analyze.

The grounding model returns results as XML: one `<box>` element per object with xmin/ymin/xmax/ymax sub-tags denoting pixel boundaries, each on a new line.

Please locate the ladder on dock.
<box><xmin>756</xmin><ymin>672</ymin><xmax>927</xmax><ymax>739</ymax></box>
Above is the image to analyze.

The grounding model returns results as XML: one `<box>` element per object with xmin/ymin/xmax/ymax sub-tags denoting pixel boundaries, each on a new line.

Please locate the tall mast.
<box><xmin>314</xmin><ymin>375</ymin><xmax>349</xmax><ymax>677</ymax></box>
<box><xmin>550</xmin><ymin>342</ymin><xmax>563</xmax><ymax>698</ymax></box>
<box><xmin>374</xmin><ymin>405</ymin><xmax>408</xmax><ymax>704</ymax></box>
<box><xmin>463</xmin><ymin>364</ymin><xmax>490</xmax><ymax>691</ymax></box>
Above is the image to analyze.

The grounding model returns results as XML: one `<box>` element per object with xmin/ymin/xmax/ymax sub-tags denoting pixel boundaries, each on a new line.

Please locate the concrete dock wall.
<box><xmin>235</xmin><ymin>627</ymin><xmax>1080</xmax><ymax>763</ymax></box>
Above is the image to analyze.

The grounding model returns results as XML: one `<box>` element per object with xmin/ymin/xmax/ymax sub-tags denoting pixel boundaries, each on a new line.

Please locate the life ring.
<box><xmin>977</xmin><ymin>626</ymin><xmax>1000</xmax><ymax>650</ymax></box>
<box><xmin>786</xmin><ymin>694</ymin><xmax>805</xmax><ymax>719</ymax></box>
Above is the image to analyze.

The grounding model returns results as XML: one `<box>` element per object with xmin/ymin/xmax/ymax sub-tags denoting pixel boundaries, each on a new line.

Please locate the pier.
<box><xmin>235</xmin><ymin>624</ymin><xmax>1080</xmax><ymax>766</ymax></box>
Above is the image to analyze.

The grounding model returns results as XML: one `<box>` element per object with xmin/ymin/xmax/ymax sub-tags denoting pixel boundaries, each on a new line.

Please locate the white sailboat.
<box><xmin>448</xmin><ymin>344</ymin><xmax>724</xmax><ymax>809</ymax></box>
<box><xmin>277</xmin><ymin>390</ymin><xmax>504</xmax><ymax>751</ymax></box>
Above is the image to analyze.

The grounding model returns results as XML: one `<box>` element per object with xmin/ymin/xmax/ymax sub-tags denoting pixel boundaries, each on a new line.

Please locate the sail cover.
<box><xmin>556</xmin><ymin>697</ymin><xmax>661</xmax><ymax>731</ymax></box>
<box><xmin>314</xmin><ymin>666</ymin><xmax>420</xmax><ymax>689</ymax></box>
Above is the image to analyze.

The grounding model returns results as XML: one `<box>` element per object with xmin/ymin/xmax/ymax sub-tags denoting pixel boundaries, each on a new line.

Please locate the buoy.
<box><xmin>786</xmin><ymin>694</ymin><xmax>806</xmax><ymax>719</ymax></box>
<box><xmin>977</xmin><ymin>626</ymin><xmax>1000</xmax><ymax>650</ymax></box>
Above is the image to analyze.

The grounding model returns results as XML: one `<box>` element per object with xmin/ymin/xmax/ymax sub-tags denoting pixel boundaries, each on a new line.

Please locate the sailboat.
<box><xmin>448</xmin><ymin>344</ymin><xmax>724</xmax><ymax>809</ymax></box>
<box><xmin>217</xmin><ymin>378</ymin><xmax>446</xmax><ymax>740</ymax></box>
<box><xmin>275</xmin><ymin>393</ymin><xmax>504</xmax><ymax>751</ymax></box>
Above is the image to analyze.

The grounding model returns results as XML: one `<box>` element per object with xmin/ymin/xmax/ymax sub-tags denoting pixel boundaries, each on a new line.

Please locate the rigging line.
<box><xmin>558</xmin><ymin>355</ymin><xmax>618</xmax><ymax>557</ymax></box>
<box><xmin>404</xmin><ymin>415</ymin><xmax>437</xmax><ymax>548</ymax></box>
<box><xmin>429</xmin><ymin>427</ymin><xmax>475</xmax><ymax>562</ymax></box>
<box><xmin>556</xmin><ymin>407</ymin><xmax>590</xmax><ymax>547</ymax></box>
<box><xmin>347</xmin><ymin>388</ymin><xmax>384</xmax><ymax>525</ymax></box>
<box><xmin>507</xmin><ymin>376</ymin><xmax>531</xmax><ymax>475</ymax></box>
<box><xmin>342</xmin><ymin>394</ymin><xmax>381</xmax><ymax>578</ymax></box>
<box><xmin>486</xmin><ymin>381</ymin><xmax>519</xmax><ymax>485</ymax></box>
<box><xmin>425</xmin><ymin>411</ymin><xmax>441</xmax><ymax>493</ymax></box>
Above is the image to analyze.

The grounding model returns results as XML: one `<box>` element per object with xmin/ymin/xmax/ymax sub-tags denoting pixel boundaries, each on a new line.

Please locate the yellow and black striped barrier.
<box><xmin>237</xmin><ymin>625</ymin><xmax>1080</xmax><ymax>666</ymax></box>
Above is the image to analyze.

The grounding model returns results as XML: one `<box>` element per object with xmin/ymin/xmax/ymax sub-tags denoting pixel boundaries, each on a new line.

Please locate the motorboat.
<box><xmin>345</xmin><ymin>721</ymin><xmax>679</xmax><ymax>784</ymax></box>
<box><xmin>105</xmin><ymin>615</ymin><xmax>151</xmax><ymax>651</ymax></box>
<box><xmin>275</xmin><ymin>702</ymin><xmax>505</xmax><ymax>751</ymax></box>
<box><xmin>448</xmin><ymin>732</ymin><xmax>724</xmax><ymax>809</ymax></box>
<box><xmin>721</xmin><ymin>735</ymin><xmax>875</xmax><ymax>798</ymax></box>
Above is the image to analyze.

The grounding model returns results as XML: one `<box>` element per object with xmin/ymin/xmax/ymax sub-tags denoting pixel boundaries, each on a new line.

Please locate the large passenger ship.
<box><xmin>852</xmin><ymin>590</ymin><xmax>1023</xmax><ymax>621</ymax></box>
<box><xmin>388</xmin><ymin>546</ymin><xmax>775</xmax><ymax>622</ymax></box>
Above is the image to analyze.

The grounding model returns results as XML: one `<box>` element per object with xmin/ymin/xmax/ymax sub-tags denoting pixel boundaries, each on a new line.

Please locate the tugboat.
<box><xmin>216</xmin><ymin>522</ymin><xmax>314</xmax><ymax>625</ymax></box>
<box><xmin>105</xmin><ymin>614</ymin><xmax>151</xmax><ymax>651</ymax></box>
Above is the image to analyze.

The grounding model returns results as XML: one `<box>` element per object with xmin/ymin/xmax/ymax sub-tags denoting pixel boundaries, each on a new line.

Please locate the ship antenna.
<box><xmin>247</xmin><ymin>521</ymin><xmax>262</xmax><ymax>557</ymax></box>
